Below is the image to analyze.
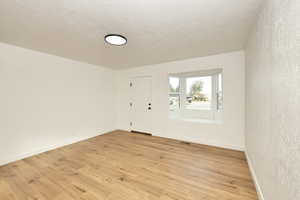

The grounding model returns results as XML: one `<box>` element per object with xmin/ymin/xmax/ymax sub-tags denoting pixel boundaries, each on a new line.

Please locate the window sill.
<box><xmin>169</xmin><ymin>116</ymin><xmax>223</xmax><ymax>124</ymax></box>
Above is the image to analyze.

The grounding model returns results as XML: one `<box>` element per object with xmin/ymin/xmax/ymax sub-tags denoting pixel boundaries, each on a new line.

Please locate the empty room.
<box><xmin>0</xmin><ymin>0</ymin><xmax>299</xmax><ymax>200</ymax></box>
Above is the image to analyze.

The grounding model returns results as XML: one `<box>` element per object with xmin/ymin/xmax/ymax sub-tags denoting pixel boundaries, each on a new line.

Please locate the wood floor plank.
<box><xmin>0</xmin><ymin>130</ymin><xmax>258</xmax><ymax>200</ymax></box>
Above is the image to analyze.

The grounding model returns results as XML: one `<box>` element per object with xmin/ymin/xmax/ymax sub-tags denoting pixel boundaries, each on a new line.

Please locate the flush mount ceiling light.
<box><xmin>104</xmin><ymin>34</ymin><xmax>127</xmax><ymax>46</ymax></box>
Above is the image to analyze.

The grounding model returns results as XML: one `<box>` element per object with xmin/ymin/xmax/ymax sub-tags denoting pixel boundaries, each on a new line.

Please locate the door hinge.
<box><xmin>130</xmin><ymin>82</ymin><xmax>133</xmax><ymax>87</ymax></box>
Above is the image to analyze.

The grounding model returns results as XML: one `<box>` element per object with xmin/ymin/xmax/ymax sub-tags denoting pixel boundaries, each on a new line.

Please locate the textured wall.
<box><xmin>245</xmin><ymin>0</ymin><xmax>300</xmax><ymax>199</ymax></box>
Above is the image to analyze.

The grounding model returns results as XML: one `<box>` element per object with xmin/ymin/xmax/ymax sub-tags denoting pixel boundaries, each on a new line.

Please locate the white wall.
<box><xmin>245</xmin><ymin>0</ymin><xmax>300</xmax><ymax>200</ymax></box>
<box><xmin>0</xmin><ymin>42</ymin><xmax>116</xmax><ymax>165</ymax></box>
<box><xmin>116</xmin><ymin>51</ymin><xmax>245</xmax><ymax>150</ymax></box>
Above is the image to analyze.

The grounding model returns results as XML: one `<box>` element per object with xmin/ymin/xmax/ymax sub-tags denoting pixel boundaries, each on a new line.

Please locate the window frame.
<box><xmin>169</xmin><ymin>69</ymin><xmax>223</xmax><ymax>121</ymax></box>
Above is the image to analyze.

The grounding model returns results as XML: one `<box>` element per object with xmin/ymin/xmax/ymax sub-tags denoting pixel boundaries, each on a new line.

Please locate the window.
<box><xmin>186</xmin><ymin>76</ymin><xmax>212</xmax><ymax>110</ymax></box>
<box><xmin>216</xmin><ymin>73</ymin><xmax>223</xmax><ymax>110</ymax></box>
<box><xmin>169</xmin><ymin>69</ymin><xmax>223</xmax><ymax>121</ymax></box>
<box><xmin>169</xmin><ymin>77</ymin><xmax>180</xmax><ymax>111</ymax></box>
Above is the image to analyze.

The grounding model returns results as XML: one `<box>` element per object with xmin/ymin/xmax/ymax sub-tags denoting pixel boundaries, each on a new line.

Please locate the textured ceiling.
<box><xmin>0</xmin><ymin>0</ymin><xmax>262</xmax><ymax>69</ymax></box>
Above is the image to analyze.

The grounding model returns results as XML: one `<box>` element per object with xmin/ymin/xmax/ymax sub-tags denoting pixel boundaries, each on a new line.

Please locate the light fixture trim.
<box><xmin>104</xmin><ymin>34</ymin><xmax>127</xmax><ymax>46</ymax></box>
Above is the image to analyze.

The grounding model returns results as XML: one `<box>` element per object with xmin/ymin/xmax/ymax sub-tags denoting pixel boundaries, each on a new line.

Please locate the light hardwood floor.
<box><xmin>0</xmin><ymin>130</ymin><xmax>258</xmax><ymax>200</ymax></box>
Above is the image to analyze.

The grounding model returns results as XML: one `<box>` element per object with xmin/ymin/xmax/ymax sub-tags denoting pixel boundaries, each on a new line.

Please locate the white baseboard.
<box><xmin>245</xmin><ymin>150</ymin><xmax>265</xmax><ymax>200</ymax></box>
<box><xmin>119</xmin><ymin>128</ymin><xmax>245</xmax><ymax>151</ymax></box>
<box><xmin>152</xmin><ymin>131</ymin><xmax>245</xmax><ymax>151</ymax></box>
<box><xmin>0</xmin><ymin>129</ymin><xmax>116</xmax><ymax>166</ymax></box>
<box><xmin>192</xmin><ymin>138</ymin><xmax>245</xmax><ymax>151</ymax></box>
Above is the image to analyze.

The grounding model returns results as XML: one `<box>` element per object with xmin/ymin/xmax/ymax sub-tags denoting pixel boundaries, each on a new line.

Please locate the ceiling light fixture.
<box><xmin>104</xmin><ymin>34</ymin><xmax>127</xmax><ymax>46</ymax></box>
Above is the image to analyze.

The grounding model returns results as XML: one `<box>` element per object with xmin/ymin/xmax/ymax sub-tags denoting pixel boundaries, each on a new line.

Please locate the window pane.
<box><xmin>169</xmin><ymin>94</ymin><xmax>180</xmax><ymax>111</ymax></box>
<box><xmin>169</xmin><ymin>77</ymin><xmax>179</xmax><ymax>93</ymax></box>
<box><xmin>218</xmin><ymin>73</ymin><xmax>222</xmax><ymax>92</ymax></box>
<box><xmin>186</xmin><ymin>76</ymin><xmax>212</xmax><ymax>110</ymax></box>
<box><xmin>217</xmin><ymin>73</ymin><xmax>223</xmax><ymax>110</ymax></box>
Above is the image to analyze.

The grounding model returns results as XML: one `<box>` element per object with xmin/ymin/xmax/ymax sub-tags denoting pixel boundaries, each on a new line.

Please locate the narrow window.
<box><xmin>216</xmin><ymin>73</ymin><xmax>223</xmax><ymax>111</ymax></box>
<box><xmin>169</xmin><ymin>77</ymin><xmax>180</xmax><ymax>111</ymax></box>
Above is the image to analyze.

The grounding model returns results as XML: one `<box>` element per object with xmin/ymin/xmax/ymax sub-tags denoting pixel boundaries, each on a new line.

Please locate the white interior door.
<box><xmin>130</xmin><ymin>76</ymin><xmax>152</xmax><ymax>134</ymax></box>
